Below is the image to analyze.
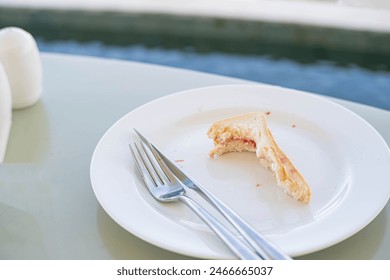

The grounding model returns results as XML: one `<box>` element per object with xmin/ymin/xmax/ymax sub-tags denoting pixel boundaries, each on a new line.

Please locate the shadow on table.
<box><xmin>96</xmin><ymin>205</ymin><xmax>196</xmax><ymax>260</ymax></box>
<box><xmin>4</xmin><ymin>101</ymin><xmax>49</xmax><ymax>163</ymax></box>
<box><xmin>0</xmin><ymin>202</ymin><xmax>48</xmax><ymax>259</ymax></box>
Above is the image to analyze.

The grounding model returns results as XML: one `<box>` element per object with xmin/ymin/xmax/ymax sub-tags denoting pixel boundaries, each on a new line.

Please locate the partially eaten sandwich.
<box><xmin>207</xmin><ymin>112</ymin><xmax>311</xmax><ymax>204</ymax></box>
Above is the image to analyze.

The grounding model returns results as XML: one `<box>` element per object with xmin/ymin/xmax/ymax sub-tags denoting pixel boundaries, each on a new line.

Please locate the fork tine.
<box><xmin>129</xmin><ymin>142</ymin><xmax>159</xmax><ymax>187</ymax></box>
<box><xmin>129</xmin><ymin>143</ymin><xmax>143</xmax><ymax>177</ymax></box>
<box><xmin>139</xmin><ymin>141</ymin><xmax>168</xmax><ymax>185</ymax></box>
<box><xmin>139</xmin><ymin>138</ymin><xmax>177</xmax><ymax>184</ymax></box>
<box><xmin>134</xmin><ymin>128</ymin><xmax>173</xmax><ymax>182</ymax></box>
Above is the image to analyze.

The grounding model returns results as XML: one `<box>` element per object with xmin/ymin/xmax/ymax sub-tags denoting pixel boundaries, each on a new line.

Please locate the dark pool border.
<box><xmin>1</xmin><ymin>7</ymin><xmax>389</xmax><ymax>69</ymax></box>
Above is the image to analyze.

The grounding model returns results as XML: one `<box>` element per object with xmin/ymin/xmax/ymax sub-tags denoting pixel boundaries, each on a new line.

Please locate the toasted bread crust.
<box><xmin>208</xmin><ymin>112</ymin><xmax>311</xmax><ymax>204</ymax></box>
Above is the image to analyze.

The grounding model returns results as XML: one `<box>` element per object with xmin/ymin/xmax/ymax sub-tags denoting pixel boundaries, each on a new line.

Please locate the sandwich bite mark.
<box><xmin>207</xmin><ymin>112</ymin><xmax>311</xmax><ymax>204</ymax></box>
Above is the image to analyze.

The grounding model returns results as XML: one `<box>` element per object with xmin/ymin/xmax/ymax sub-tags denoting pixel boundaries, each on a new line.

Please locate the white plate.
<box><xmin>90</xmin><ymin>84</ymin><xmax>390</xmax><ymax>259</ymax></box>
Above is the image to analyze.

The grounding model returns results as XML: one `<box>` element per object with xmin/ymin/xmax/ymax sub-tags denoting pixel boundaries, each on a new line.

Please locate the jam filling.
<box><xmin>219</xmin><ymin>137</ymin><xmax>256</xmax><ymax>148</ymax></box>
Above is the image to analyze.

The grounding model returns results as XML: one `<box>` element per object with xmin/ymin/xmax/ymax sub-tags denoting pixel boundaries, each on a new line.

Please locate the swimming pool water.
<box><xmin>37</xmin><ymin>39</ymin><xmax>390</xmax><ymax>110</ymax></box>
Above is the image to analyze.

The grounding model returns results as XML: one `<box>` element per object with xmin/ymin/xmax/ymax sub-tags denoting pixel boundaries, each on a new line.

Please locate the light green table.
<box><xmin>0</xmin><ymin>53</ymin><xmax>389</xmax><ymax>259</ymax></box>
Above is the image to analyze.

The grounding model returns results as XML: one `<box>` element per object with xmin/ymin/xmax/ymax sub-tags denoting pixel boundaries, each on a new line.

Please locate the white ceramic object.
<box><xmin>0</xmin><ymin>63</ymin><xmax>12</xmax><ymax>162</ymax></box>
<box><xmin>0</xmin><ymin>27</ymin><xmax>42</xmax><ymax>109</ymax></box>
<box><xmin>90</xmin><ymin>84</ymin><xmax>390</xmax><ymax>259</ymax></box>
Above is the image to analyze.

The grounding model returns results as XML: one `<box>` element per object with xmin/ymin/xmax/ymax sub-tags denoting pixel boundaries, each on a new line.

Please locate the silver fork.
<box><xmin>134</xmin><ymin>129</ymin><xmax>291</xmax><ymax>260</ymax></box>
<box><xmin>129</xmin><ymin>141</ymin><xmax>261</xmax><ymax>260</ymax></box>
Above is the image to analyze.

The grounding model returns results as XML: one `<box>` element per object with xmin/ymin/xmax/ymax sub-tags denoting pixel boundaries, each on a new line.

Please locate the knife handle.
<box><xmin>178</xmin><ymin>195</ymin><xmax>262</xmax><ymax>260</ymax></box>
<box><xmin>192</xmin><ymin>184</ymin><xmax>291</xmax><ymax>260</ymax></box>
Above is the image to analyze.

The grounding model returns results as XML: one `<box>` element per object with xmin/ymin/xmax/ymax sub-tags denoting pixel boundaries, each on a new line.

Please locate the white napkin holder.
<box><xmin>0</xmin><ymin>27</ymin><xmax>43</xmax><ymax>109</ymax></box>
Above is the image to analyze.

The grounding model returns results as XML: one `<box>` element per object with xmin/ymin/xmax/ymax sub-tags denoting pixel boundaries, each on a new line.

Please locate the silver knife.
<box><xmin>134</xmin><ymin>128</ymin><xmax>291</xmax><ymax>260</ymax></box>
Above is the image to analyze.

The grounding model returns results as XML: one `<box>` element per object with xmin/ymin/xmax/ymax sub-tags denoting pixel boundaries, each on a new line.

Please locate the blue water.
<box><xmin>37</xmin><ymin>39</ymin><xmax>390</xmax><ymax>110</ymax></box>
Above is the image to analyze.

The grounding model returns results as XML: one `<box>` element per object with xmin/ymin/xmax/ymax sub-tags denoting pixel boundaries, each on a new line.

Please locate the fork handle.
<box><xmin>193</xmin><ymin>185</ymin><xmax>291</xmax><ymax>260</ymax></box>
<box><xmin>178</xmin><ymin>195</ymin><xmax>261</xmax><ymax>260</ymax></box>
